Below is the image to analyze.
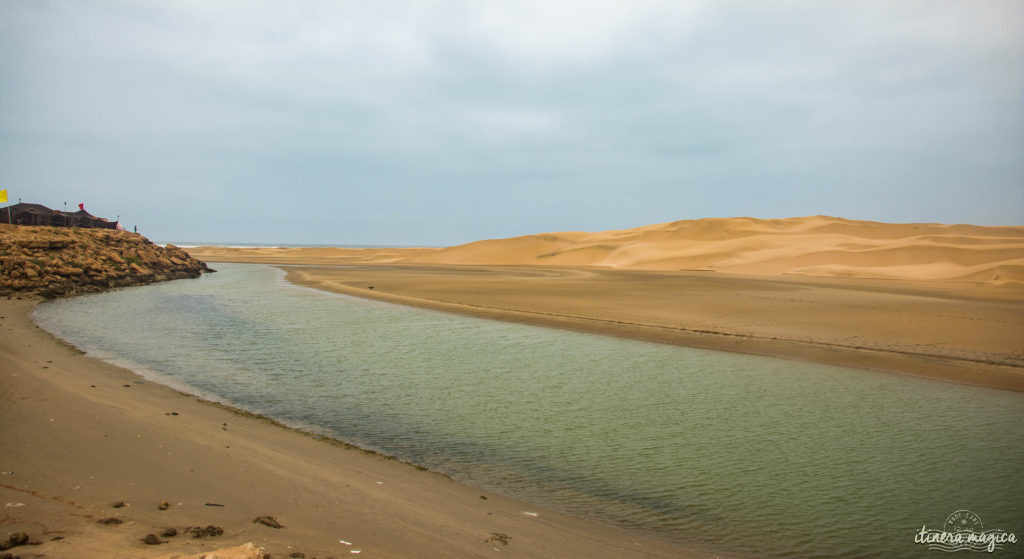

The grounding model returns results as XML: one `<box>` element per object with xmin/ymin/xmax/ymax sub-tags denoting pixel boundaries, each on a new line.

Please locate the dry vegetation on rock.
<box><xmin>0</xmin><ymin>224</ymin><xmax>213</xmax><ymax>298</ymax></box>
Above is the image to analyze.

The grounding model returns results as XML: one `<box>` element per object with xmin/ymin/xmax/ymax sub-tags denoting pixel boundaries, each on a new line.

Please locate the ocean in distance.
<box><xmin>33</xmin><ymin>263</ymin><xmax>1024</xmax><ymax>559</ymax></box>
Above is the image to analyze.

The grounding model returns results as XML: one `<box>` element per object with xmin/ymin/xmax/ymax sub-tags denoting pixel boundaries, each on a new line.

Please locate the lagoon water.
<box><xmin>34</xmin><ymin>264</ymin><xmax>1024</xmax><ymax>558</ymax></box>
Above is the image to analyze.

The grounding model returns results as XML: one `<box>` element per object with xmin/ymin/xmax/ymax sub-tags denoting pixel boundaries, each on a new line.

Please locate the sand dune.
<box><xmin>191</xmin><ymin>216</ymin><xmax>1024</xmax><ymax>283</ymax></box>
<box><xmin>403</xmin><ymin>216</ymin><xmax>1024</xmax><ymax>283</ymax></box>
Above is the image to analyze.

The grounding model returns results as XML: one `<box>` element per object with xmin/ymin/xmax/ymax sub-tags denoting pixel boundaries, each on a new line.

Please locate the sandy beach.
<box><xmin>0</xmin><ymin>297</ymin><xmax>692</xmax><ymax>558</ymax></box>
<box><xmin>5</xmin><ymin>215</ymin><xmax>1023</xmax><ymax>557</ymax></box>
<box><xmin>8</xmin><ymin>0</ymin><xmax>1024</xmax><ymax>554</ymax></box>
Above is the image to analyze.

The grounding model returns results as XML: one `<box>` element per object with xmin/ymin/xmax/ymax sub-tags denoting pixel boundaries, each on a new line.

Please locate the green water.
<box><xmin>33</xmin><ymin>264</ymin><xmax>1024</xmax><ymax>558</ymax></box>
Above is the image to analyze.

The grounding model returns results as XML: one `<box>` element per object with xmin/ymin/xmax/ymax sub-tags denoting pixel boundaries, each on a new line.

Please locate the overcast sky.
<box><xmin>2</xmin><ymin>1</ymin><xmax>1021</xmax><ymax>245</ymax></box>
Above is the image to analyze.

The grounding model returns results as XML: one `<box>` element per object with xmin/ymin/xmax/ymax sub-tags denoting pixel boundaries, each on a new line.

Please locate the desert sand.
<box><xmin>188</xmin><ymin>216</ymin><xmax>1024</xmax><ymax>283</ymax></box>
<box><xmin>188</xmin><ymin>216</ymin><xmax>1024</xmax><ymax>391</ymax></box>
<box><xmin>0</xmin><ymin>298</ymin><xmax>692</xmax><ymax>558</ymax></box>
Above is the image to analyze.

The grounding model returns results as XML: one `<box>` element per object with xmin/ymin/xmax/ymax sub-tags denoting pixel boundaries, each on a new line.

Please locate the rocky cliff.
<box><xmin>0</xmin><ymin>224</ymin><xmax>213</xmax><ymax>298</ymax></box>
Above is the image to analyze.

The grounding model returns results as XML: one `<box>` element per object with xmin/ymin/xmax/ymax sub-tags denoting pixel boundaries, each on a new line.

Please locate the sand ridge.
<box><xmin>283</xmin><ymin>265</ymin><xmax>1024</xmax><ymax>392</ymax></box>
<box><xmin>403</xmin><ymin>216</ymin><xmax>1024</xmax><ymax>282</ymax></box>
<box><xmin>187</xmin><ymin>216</ymin><xmax>1024</xmax><ymax>284</ymax></box>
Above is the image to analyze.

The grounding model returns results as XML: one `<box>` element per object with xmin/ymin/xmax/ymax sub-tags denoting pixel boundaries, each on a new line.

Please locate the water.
<box><xmin>33</xmin><ymin>264</ymin><xmax>1024</xmax><ymax>558</ymax></box>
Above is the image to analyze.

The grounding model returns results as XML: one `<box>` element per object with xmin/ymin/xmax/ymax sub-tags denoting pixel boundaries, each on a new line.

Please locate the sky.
<box><xmin>1</xmin><ymin>1</ymin><xmax>1022</xmax><ymax>245</ymax></box>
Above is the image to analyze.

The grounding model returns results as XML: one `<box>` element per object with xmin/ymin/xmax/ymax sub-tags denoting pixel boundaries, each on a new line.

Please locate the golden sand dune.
<box><xmin>404</xmin><ymin>216</ymin><xmax>1024</xmax><ymax>283</ymax></box>
<box><xmin>185</xmin><ymin>216</ymin><xmax>1024</xmax><ymax>283</ymax></box>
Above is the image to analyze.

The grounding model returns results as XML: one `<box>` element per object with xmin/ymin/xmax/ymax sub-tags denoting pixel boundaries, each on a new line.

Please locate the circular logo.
<box><xmin>944</xmin><ymin>510</ymin><xmax>984</xmax><ymax>534</ymax></box>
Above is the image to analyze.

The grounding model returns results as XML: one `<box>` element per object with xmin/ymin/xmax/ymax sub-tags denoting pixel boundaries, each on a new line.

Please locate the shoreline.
<box><xmin>6</xmin><ymin>254</ymin><xmax>1022</xmax><ymax>557</ymax></box>
<box><xmin>278</xmin><ymin>264</ymin><xmax>1024</xmax><ymax>393</ymax></box>
<box><xmin>1</xmin><ymin>296</ymin><xmax>697</xmax><ymax>558</ymax></box>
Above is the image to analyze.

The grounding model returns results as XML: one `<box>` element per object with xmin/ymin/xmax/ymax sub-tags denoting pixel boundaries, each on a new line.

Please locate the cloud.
<box><xmin>1</xmin><ymin>0</ymin><xmax>1021</xmax><ymax>243</ymax></box>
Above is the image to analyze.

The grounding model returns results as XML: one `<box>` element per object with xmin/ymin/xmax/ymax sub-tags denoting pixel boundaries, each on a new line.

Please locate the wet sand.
<box><xmin>0</xmin><ymin>298</ymin><xmax>693</xmax><ymax>558</ymax></box>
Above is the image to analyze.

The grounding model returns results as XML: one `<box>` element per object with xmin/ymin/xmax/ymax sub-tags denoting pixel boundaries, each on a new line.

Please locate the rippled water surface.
<box><xmin>34</xmin><ymin>264</ymin><xmax>1024</xmax><ymax>558</ymax></box>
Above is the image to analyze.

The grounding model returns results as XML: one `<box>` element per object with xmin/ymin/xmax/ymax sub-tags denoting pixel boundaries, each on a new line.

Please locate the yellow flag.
<box><xmin>0</xmin><ymin>189</ymin><xmax>6</xmax><ymax>203</ymax></box>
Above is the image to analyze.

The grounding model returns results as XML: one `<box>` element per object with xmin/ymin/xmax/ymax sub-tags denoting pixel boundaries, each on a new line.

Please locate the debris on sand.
<box><xmin>158</xmin><ymin>542</ymin><xmax>268</xmax><ymax>559</ymax></box>
<box><xmin>488</xmin><ymin>533</ymin><xmax>511</xmax><ymax>546</ymax></box>
<box><xmin>184</xmin><ymin>525</ymin><xmax>224</xmax><ymax>538</ymax></box>
<box><xmin>253</xmin><ymin>516</ymin><xmax>284</xmax><ymax>529</ymax></box>
<box><xmin>142</xmin><ymin>534</ymin><xmax>165</xmax><ymax>545</ymax></box>
<box><xmin>0</xmin><ymin>532</ymin><xmax>30</xmax><ymax>551</ymax></box>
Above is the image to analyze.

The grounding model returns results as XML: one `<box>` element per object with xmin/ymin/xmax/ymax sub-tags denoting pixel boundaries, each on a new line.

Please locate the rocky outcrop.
<box><xmin>0</xmin><ymin>224</ymin><xmax>214</xmax><ymax>298</ymax></box>
<box><xmin>156</xmin><ymin>542</ymin><xmax>269</xmax><ymax>559</ymax></box>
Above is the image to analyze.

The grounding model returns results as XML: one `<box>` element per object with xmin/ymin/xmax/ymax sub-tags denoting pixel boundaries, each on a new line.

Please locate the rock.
<box><xmin>98</xmin><ymin>517</ymin><xmax>124</xmax><ymax>525</ymax></box>
<box><xmin>129</xmin><ymin>263</ymin><xmax>153</xmax><ymax>276</ymax></box>
<box><xmin>154</xmin><ymin>542</ymin><xmax>269</xmax><ymax>559</ymax></box>
<box><xmin>184</xmin><ymin>525</ymin><xmax>224</xmax><ymax>538</ymax></box>
<box><xmin>158</xmin><ymin>500</ymin><xmax>170</xmax><ymax>510</ymax></box>
<box><xmin>488</xmin><ymin>532</ymin><xmax>511</xmax><ymax>545</ymax></box>
<box><xmin>4</xmin><ymin>532</ymin><xmax>29</xmax><ymax>548</ymax></box>
<box><xmin>142</xmin><ymin>534</ymin><xmax>165</xmax><ymax>545</ymax></box>
<box><xmin>0</xmin><ymin>224</ymin><xmax>213</xmax><ymax>298</ymax></box>
<box><xmin>161</xmin><ymin>527</ymin><xmax>178</xmax><ymax>538</ymax></box>
<box><xmin>55</xmin><ymin>267</ymin><xmax>84</xmax><ymax>276</ymax></box>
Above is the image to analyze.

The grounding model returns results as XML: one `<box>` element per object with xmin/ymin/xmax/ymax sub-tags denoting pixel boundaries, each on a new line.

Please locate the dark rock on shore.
<box><xmin>253</xmin><ymin>515</ymin><xmax>284</xmax><ymax>529</ymax></box>
<box><xmin>185</xmin><ymin>525</ymin><xmax>224</xmax><ymax>538</ymax></box>
<box><xmin>0</xmin><ymin>532</ymin><xmax>30</xmax><ymax>551</ymax></box>
<box><xmin>0</xmin><ymin>224</ymin><xmax>214</xmax><ymax>298</ymax></box>
<box><xmin>141</xmin><ymin>534</ymin><xmax>165</xmax><ymax>545</ymax></box>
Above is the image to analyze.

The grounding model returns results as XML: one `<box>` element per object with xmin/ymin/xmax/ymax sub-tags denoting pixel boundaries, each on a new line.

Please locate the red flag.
<box><xmin>78</xmin><ymin>203</ymin><xmax>84</xmax><ymax>211</ymax></box>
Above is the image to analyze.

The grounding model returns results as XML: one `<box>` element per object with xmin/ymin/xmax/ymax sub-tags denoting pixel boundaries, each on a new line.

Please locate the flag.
<box><xmin>0</xmin><ymin>189</ymin><xmax>7</xmax><ymax>203</ymax></box>
<box><xmin>78</xmin><ymin>202</ymin><xmax>84</xmax><ymax>211</ymax></box>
